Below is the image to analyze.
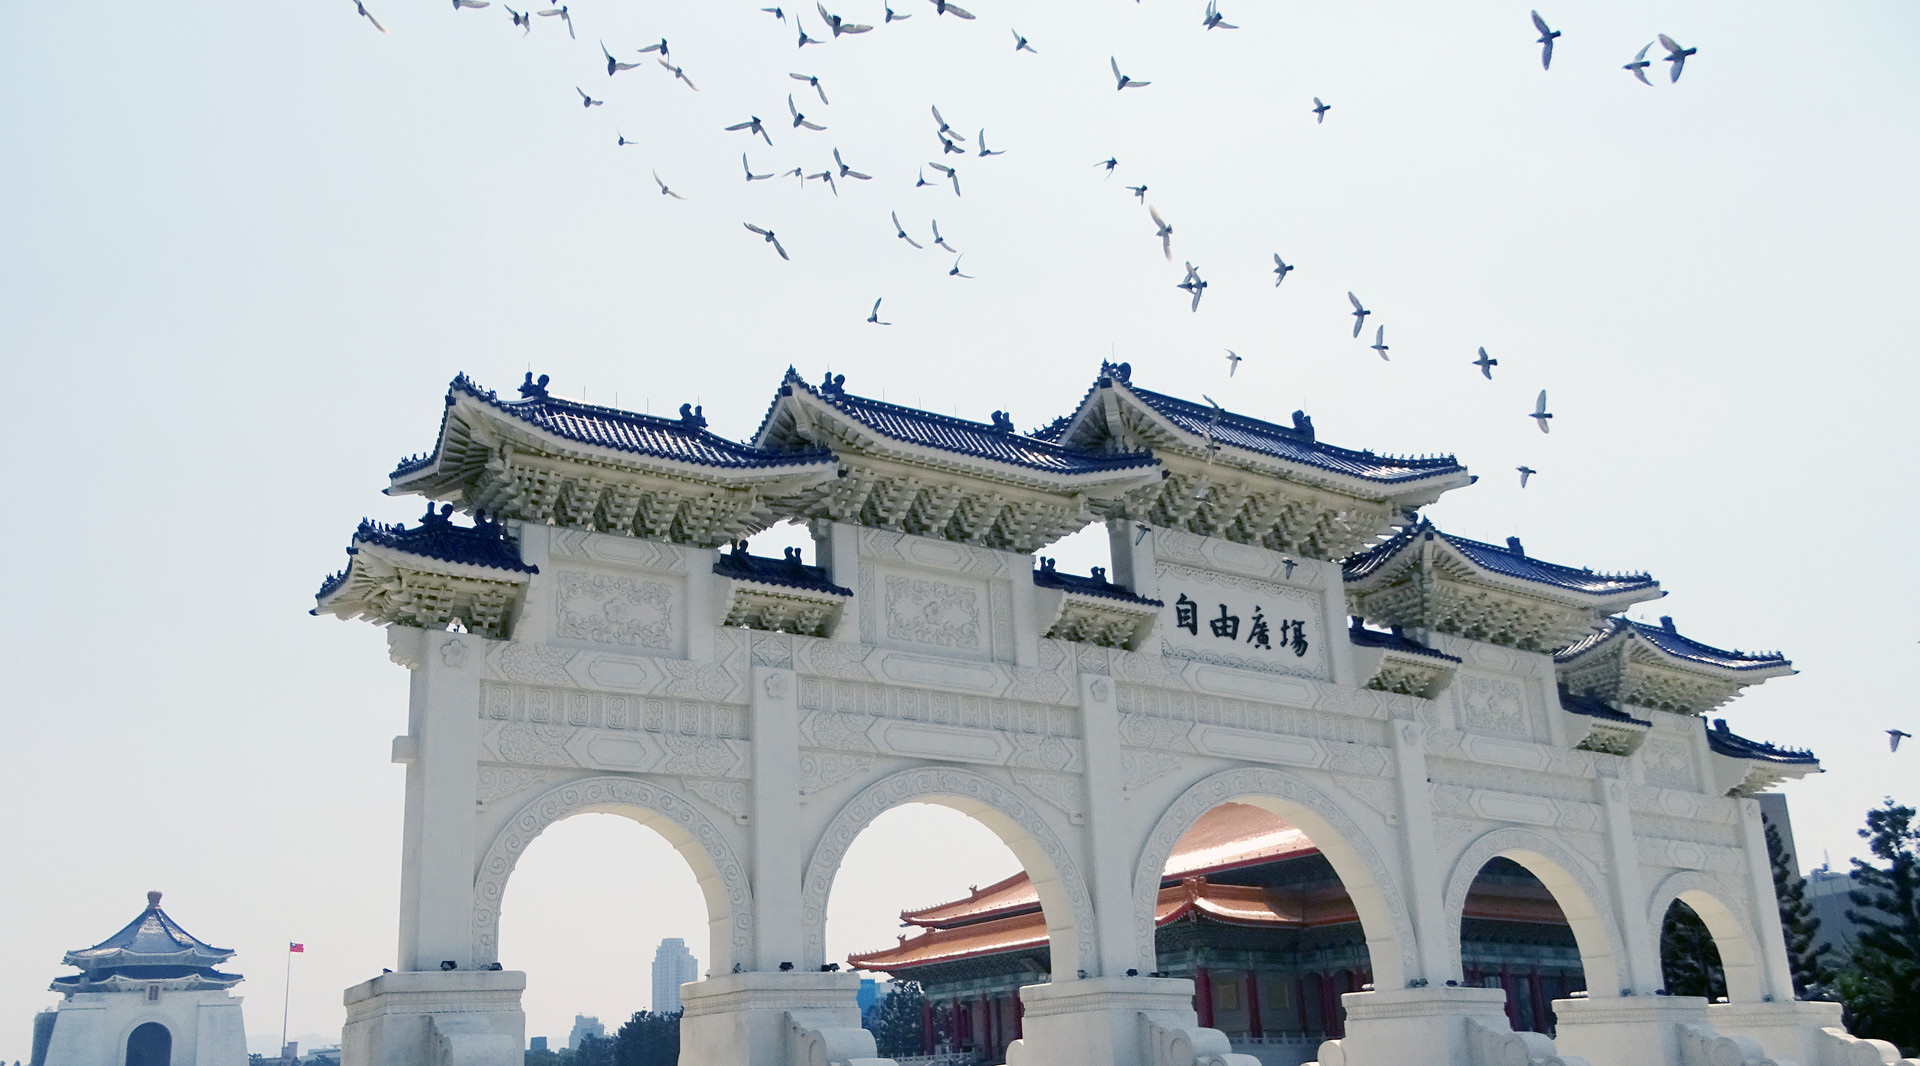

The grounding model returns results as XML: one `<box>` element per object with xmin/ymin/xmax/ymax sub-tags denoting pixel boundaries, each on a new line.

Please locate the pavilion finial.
<box><xmin>1660</xmin><ymin>615</ymin><xmax>1676</xmax><ymax>633</ymax></box>
<box><xmin>518</xmin><ymin>372</ymin><xmax>550</xmax><ymax>399</ymax></box>
<box><xmin>1506</xmin><ymin>535</ymin><xmax>1525</xmax><ymax>556</ymax></box>
<box><xmin>147</xmin><ymin>890</ymin><xmax>162</xmax><ymax>909</ymax></box>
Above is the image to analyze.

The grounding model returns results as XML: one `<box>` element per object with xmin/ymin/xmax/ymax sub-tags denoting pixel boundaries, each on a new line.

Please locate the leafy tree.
<box><xmin>613</xmin><ymin>1010</ymin><xmax>681</xmax><ymax>1066</ymax></box>
<box><xmin>867</xmin><ymin>981</ymin><xmax>929</xmax><ymax>1057</ymax></box>
<box><xmin>1840</xmin><ymin>799</ymin><xmax>1920</xmax><ymax>1056</ymax></box>
<box><xmin>1765</xmin><ymin>818</ymin><xmax>1833</xmax><ymax>998</ymax></box>
<box><xmin>572</xmin><ymin>1033</ymin><xmax>618</xmax><ymax>1066</ymax></box>
<box><xmin>1660</xmin><ymin>899</ymin><xmax>1726</xmax><ymax>1000</ymax></box>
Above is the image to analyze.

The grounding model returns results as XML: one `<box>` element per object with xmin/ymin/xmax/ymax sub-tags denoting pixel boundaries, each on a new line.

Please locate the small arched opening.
<box><xmin>1648</xmin><ymin>875</ymin><xmax>1766</xmax><ymax>1003</ymax></box>
<box><xmin>125</xmin><ymin>1021</ymin><xmax>171</xmax><ymax>1066</ymax></box>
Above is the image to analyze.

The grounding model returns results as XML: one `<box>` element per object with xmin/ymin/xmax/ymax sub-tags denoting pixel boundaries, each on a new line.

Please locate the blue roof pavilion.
<box><xmin>53</xmin><ymin>893</ymin><xmax>242</xmax><ymax>995</ymax></box>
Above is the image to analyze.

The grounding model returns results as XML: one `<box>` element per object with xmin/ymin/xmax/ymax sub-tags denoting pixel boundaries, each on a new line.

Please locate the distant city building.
<box><xmin>528</xmin><ymin>1036</ymin><xmax>547</xmax><ymax>1052</ymax></box>
<box><xmin>33</xmin><ymin>891</ymin><xmax>248</xmax><ymax>1066</ymax></box>
<box><xmin>650</xmin><ymin>939</ymin><xmax>700</xmax><ymax>1014</ymax></box>
<box><xmin>566</xmin><ymin>1015</ymin><xmax>604</xmax><ymax>1050</ymax></box>
<box><xmin>856</xmin><ymin>978</ymin><xmax>896</xmax><ymax>1026</ymax></box>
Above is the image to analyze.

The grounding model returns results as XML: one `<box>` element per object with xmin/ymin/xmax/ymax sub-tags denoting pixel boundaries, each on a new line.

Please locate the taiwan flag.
<box><xmin>289</xmin><ymin>943</ymin><xmax>305</xmax><ymax>953</ymax></box>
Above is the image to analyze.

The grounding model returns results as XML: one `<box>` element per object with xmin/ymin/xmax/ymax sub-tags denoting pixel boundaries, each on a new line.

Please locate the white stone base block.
<box><xmin>1552</xmin><ymin>995</ymin><xmax>1709</xmax><ymax>1066</ymax></box>
<box><xmin>678</xmin><ymin>971</ymin><xmax>889</xmax><ymax>1066</ymax></box>
<box><xmin>41</xmin><ymin>990</ymin><xmax>248</xmax><ymax>1066</ymax></box>
<box><xmin>1307</xmin><ymin>986</ymin><xmax>1533</xmax><ymax>1066</ymax></box>
<box><xmin>341</xmin><ymin>970</ymin><xmax>525</xmax><ymax>1066</ymax></box>
<box><xmin>1708</xmin><ymin>1000</ymin><xmax>1847</xmax><ymax>1064</ymax></box>
<box><xmin>1003</xmin><ymin>976</ymin><xmax>1257</xmax><ymax>1066</ymax></box>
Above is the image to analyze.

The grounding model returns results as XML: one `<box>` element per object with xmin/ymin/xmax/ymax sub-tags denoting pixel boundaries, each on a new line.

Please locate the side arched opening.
<box><xmin>1649</xmin><ymin>873</ymin><xmax>1766</xmax><ymax>1004</ymax></box>
<box><xmin>801</xmin><ymin>768</ymin><xmax>1097</xmax><ymax>1065</ymax></box>
<box><xmin>1444</xmin><ymin>828</ymin><xmax>1629</xmax><ymax>1035</ymax></box>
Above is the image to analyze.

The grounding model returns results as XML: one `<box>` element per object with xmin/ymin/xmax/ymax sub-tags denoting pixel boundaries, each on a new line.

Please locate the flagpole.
<box><xmin>282</xmin><ymin>946</ymin><xmax>293</xmax><ymax>1061</ymax></box>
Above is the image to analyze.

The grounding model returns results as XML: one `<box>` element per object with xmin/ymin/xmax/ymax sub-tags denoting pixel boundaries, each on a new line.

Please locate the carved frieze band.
<box><xmin>1116</xmin><ymin>685</ymin><xmax>1392</xmax><ymax>747</ymax></box>
<box><xmin>482</xmin><ymin>681</ymin><xmax>745</xmax><ymax>736</ymax></box>
<box><xmin>483</xmin><ymin>641</ymin><xmax>741</xmax><ymax>702</ymax></box>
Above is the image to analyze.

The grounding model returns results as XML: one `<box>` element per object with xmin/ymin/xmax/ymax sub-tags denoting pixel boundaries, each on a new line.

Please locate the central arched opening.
<box><xmin>125</xmin><ymin>1021</ymin><xmax>171</xmax><ymax>1066</ymax></box>
<box><xmin>1145</xmin><ymin>799</ymin><xmax>1391</xmax><ymax>1063</ymax></box>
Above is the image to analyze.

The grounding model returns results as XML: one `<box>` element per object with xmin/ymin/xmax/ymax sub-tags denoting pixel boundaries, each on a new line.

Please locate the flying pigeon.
<box><xmin>939</xmin><ymin>134</ymin><xmax>965</xmax><ymax>155</ymax></box>
<box><xmin>976</xmin><ymin>130</ymin><xmax>1004</xmax><ymax>157</ymax></box>
<box><xmin>915</xmin><ymin>167</ymin><xmax>932</xmax><ymax>188</ymax></box>
<box><xmin>1178</xmin><ymin>262</ymin><xmax>1208</xmax><ymax>312</ymax></box>
<box><xmin>1517</xmin><ymin>466</ymin><xmax>1536</xmax><ymax>488</ymax></box>
<box><xmin>453</xmin><ymin>0</ymin><xmax>489</xmax><ymax>9</ymax></box>
<box><xmin>948</xmin><ymin>255</ymin><xmax>973</xmax><ymax>278</ymax></box>
<box><xmin>1531</xmin><ymin>11</ymin><xmax>1560</xmax><ymax>70</ymax></box>
<box><xmin>890</xmin><ymin>211</ymin><xmax>923</xmax><ymax>248</ymax></box>
<box><xmin>928</xmin><ymin>160</ymin><xmax>961</xmax><ymax>195</ymax></box>
<box><xmin>1126</xmin><ymin>184</ymin><xmax>1148</xmax><ymax>202</ymax></box>
<box><xmin>931</xmin><ymin>219</ymin><xmax>957</xmax><ymax>253</ymax></box>
<box><xmin>636</xmin><ymin>38</ymin><xmax>668</xmax><ymax>58</ymax></box>
<box><xmin>1474</xmin><ymin>347</ymin><xmax>1497</xmax><ymax>378</ymax></box>
<box><xmin>1203</xmin><ymin>1</ymin><xmax>1237</xmax><ymax>30</ymax></box>
<box><xmin>744</xmin><ymin>223</ymin><xmax>788</xmax><ymax>260</ymax></box>
<box><xmin>885</xmin><ymin>4</ymin><xmax>909</xmax><ymax>22</ymax></box>
<box><xmin>617</xmin><ymin>131</ymin><xmax>637</xmax><ymax>147</ymax></box>
<box><xmin>1890</xmin><ymin>729</ymin><xmax>1912</xmax><ymax>753</ymax></box>
<box><xmin>652</xmin><ymin>170</ymin><xmax>686</xmax><ymax>200</ymax></box>
<box><xmin>790</xmin><ymin>72</ymin><xmax>829</xmax><ymax>105</ymax></box>
<box><xmin>926</xmin><ymin>0</ymin><xmax>973</xmax><ymax>19</ymax></box>
<box><xmin>602</xmin><ymin>41</ymin><xmax>641</xmax><ymax>74</ymax></box>
<box><xmin>1312</xmin><ymin>97</ymin><xmax>1331</xmax><ymax>123</ymax></box>
<box><xmin>931</xmin><ymin>105</ymin><xmax>965</xmax><ymax>142</ymax></box>
<box><xmin>1348</xmin><ymin>292</ymin><xmax>1370</xmax><ymax>337</ymax></box>
<box><xmin>505</xmin><ymin>5</ymin><xmax>530</xmax><ymax>33</ymax></box>
<box><xmin>1148</xmin><ymin>205</ymin><xmax>1173</xmax><ymax>260</ymax></box>
<box><xmin>352</xmin><ymin>1</ymin><xmax>387</xmax><ymax>33</ymax></box>
<box><xmin>741</xmin><ymin>153</ymin><xmax>773</xmax><ymax>181</ymax></box>
<box><xmin>805</xmin><ymin>169</ymin><xmax>838</xmax><ymax>196</ymax></box>
<box><xmin>1012</xmin><ymin>29</ymin><xmax>1036</xmax><ymax>53</ymax></box>
<box><xmin>817</xmin><ymin>2</ymin><xmax>871</xmax><ymax>35</ymax></box>
<box><xmin>1624</xmin><ymin>42</ymin><xmax>1654</xmax><ymax>85</ymax></box>
<box><xmin>657</xmin><ymin>57</ymin><xmax>698</xmax><ymax>91</ymax></box>
<box><xmin>1370</xmin><ymin>326</ymin><xmax>1390</xmax><ymax>360</ymax></box>
<box><xmin>1225</xmin><ymin>350</ymin><xmax>1242</xmax><ymax>376</ymax></box>
<box><xmin>762</xmin><ymin>7</ymin><xmax>786</xmax><ymax>22</ymax></box>
<box><xmin>796</xmin><ymin>19</ymin><xmax>820</xmax><ymax>46</ymax></box>
<box><xmin>833</xmin><ymin>148</ymin><xmax>870</xmax><ymax>180</ymax></box>
<box><xmin>867</xmin><ymin>298</ymin><xmax>890</xmax><ymax>325</ymax></box>
<box><xmin>1530</xmin><ymin>390</ymin><xmax>1553</xmax><ymax>433</ymax></box>
<box><xmin>788</xmin><ymin>94</ymin><xmax>826</xmax><ymax>130</ymax></box>
<box><xmin>1111</xmin><ymin>57</ymin><xmax>1150</xmax><ymax>90</ymax></box>
<box><xmin>1096</xmin><ymin>157</ymin><xmax>1118</xmax><ymax>177</ymax></box>
<box><xmin>726</xmin><ymin>116</ymin><xmax>774</xmax><ymax>146</ymax></box>
<box><xmin>536</xmin><ymin>4</ymin><xmax>571</xmax><ymax>37</ymax></box>
<box><xmin>576</xmin><ymin>87</ymin><xmax>602</xmax><ymax>108</ymax></box>
<box><xmin>1659</xmin><ymin>34</ymin><xmax>1696</xmax><ymax>82</ymax></box>
<box><xmin>1272</xmin><ymin>254</ymin><xmax>1293</xmax><ymax>286</ymax></box>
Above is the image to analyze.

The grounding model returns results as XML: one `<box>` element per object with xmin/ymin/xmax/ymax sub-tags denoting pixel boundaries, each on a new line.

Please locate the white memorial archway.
<box><xmin>318</xmin><ymin>367</ymin><xmax>1845</xmax><ymax>1066</ymax></box>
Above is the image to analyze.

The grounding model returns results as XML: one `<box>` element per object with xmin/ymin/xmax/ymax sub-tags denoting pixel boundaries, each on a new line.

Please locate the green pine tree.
<box><xmin>1839</xmin><ymin>799</ymin><xmax>1920</xmax><ymax>1056</ymax></box>
<box><xmin>1660</xmin><ymin>899</ymin><xmax>1727</xmax><ymax>1000</ymax></box>
<box><xmin>867</xmin><ymin>982</ymin><xmax>930</xmax><ymax>1057</ymax></box>
<box><xmin>1765</xmin><ymin>818</ymin><xmax>1833</xmax><ymax>998</ymax></box>
<box><xmin>612</xmin><ymin>1010</ymin><xmax>681</xmax><ymax>1066</ymax></box>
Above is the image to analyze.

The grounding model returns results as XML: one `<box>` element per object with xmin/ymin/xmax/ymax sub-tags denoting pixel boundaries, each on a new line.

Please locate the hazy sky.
<box><xmin>3</xmin><ymin>0</ymin><xmax>1917</xmax><ymax>1055</ymax></box>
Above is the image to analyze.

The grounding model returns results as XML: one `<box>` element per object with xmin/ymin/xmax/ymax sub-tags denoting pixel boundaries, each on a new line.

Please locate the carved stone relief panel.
<box><xmin>1454</xmin><ymin>673</ymin><xmax>1534</xmax><ymax>741</ymax></box>
<box><xmin>875</xmin><ymin>570</ymin><xmax>992</xmax><ymax>661</ymax></box>
<box><xmin>1639</xmin><ymin>737</ymin><xmax>1697</xmax><ymax>791</ymax></box>
<box><xmin>554</xmin><ymin>569</ymin><xmax>680</xmax><ymax>653</ymax></box>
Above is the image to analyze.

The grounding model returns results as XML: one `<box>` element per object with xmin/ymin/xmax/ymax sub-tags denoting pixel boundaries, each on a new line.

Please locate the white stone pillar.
<box><xmin>393</xmin><ymin>626</ymin><xmax>486</xmax><ymax>972</ymax></box>
<box><xmin>1077</xmin><ymin>671</ymin><xmax>1146</xmax><ymax>977</ymax></box>
<box><xmin>1599</xmin><ymin>777</ymin><xmax>1662</xmax><ymax>995</ymax></box>
<box><xmin>1735</xmin><ymin>797</ymin><xmax>1797</xmax><ymax>1003</ymax></box>
<box><xmin>1106</xmin><ymin>520</ymin><xmax>1159</xmax><ymax>602</ymax></box>
<box><xmin>1388</xmin><ymin>720</ymin><xmax>1452</xmax><ymax>984</ymax></box>
<box><xmin>1306</xmin><ymin>557</ymin><xmax>1353</xmax><ymax>687</ymax></box>
<box><xmin>748</xmin><ymin>664</ymin><xmax>799</xmax><ymax>971</ymax></box>
<box><xmin>821</xmin><ymin>522</ymin><xmax>863</xmax><ymax>643</ymax></box>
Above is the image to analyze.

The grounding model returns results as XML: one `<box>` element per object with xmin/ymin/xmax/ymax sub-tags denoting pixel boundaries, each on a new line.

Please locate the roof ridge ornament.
<box><xmin>820</xmin><ymin>371</ymin><xmax>847</xmax><ymax>395</ymax></box>
<box><xmin>989</xmin><ymin>410</ymin><xmax>1015</xmax><ymax>434</ymax></box>
<box><xmin>1099</xmin><ymin>360</ymin><xmax>1131</xmax><ymax>383</ymax></box>
<box><xmin>1291</xmin><ymin>409</ymin><xmax>1314</xmax><ymax>440</ymax></box>
<box><xmin>518</xmin><ymin>372</ymin><xmax>550</xmax><ymax>399</ymax></box>
<box><xmin>679</xmin><ymin>403</ymin><xmax>708</xmax><ymax>429</ymax></box>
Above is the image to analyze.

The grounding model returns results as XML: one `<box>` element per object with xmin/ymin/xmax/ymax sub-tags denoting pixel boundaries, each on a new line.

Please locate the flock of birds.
<box><xmin>340</xmin><ymin>0</ymin><xmax>1708</xmax><ymax>494</ymax></box>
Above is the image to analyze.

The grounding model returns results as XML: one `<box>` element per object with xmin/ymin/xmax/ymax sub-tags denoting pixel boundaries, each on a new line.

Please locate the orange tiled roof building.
<box><xmin>851</xmin><ymin>804</ymin><xmax>1582</xmax><ymax>1063</ymax></box>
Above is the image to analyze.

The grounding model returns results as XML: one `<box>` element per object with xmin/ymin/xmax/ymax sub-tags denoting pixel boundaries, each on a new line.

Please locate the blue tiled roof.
<box><xmin>1706</xmin><ymin>719</ymin><xmax>1817</xmax><ymax>765</ymax></box>
<box><xmin>713</xmin><ymin>544</ymin><xmax>851</xmax><ymax>596</ymax></box>
<box><xmin>394</xmin><ymin>373</ymin><xmax>836</xmax><ymax>479</ymax></box>
<box><xmin>761</xmin><ymin>370</ymin><xmax>1159</xmax><ymax>476</ymax></box>
<box><xmin>1103</xmin><ymin>369</ymin><xmax>1465</xmax><ymax>485</ymax></box>
<box><xmin>67</xmin><ymin>894</ymin><xmax>232</xmax><ymax>969</ymax></box>
<box><xmin>1605</xmin><ymin>618</ymin><xmax>1781</xmax><ymax>668</ymax></box>
<box><xmin>1557</xmin><ymin>686</ymin><xmax>1651</xmax><ymax>727</ymax></box>
<box><xmin>1349</xmin><ymin>621</ymin><xmax>1462</xmax><ymax>663</ymax></box>
<box><xmin>1345</xmin><ymin>521</ymin><xmax>1659</xmax><ymax>597</ymax></box>
<box><xmin>1033</xmin><ymin>559</ymin><xmax>1163</xmax><ymax>606</ymax></box>
<box><xmin>315</xmin><ymin>506</ymin><xmax>537</xmax><ymax>601</ymax></box>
